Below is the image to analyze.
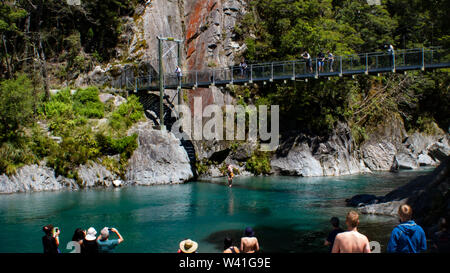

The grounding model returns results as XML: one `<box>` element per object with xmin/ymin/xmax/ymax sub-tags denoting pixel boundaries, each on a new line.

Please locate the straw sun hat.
<box><xmin>179</xmin><ymin>239</ymin><xmax>198</xmax><ymax>253</ymax></box>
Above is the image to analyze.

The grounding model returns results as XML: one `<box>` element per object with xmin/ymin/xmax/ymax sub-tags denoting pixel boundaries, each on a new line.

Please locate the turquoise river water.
<box><xmin>0</xmin><ymin>169</ymin><xmax>432</xmax><ymax>253</ymax></box>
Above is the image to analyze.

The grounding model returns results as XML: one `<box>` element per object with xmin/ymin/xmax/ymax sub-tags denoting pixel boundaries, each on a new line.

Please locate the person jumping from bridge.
<box><xmin>227</xmin><ymin>164</ymin><xmax>234</xmax><ymax>187</ymax></box>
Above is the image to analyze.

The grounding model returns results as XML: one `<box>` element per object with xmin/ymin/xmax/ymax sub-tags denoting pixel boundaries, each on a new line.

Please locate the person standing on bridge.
<box><xmin>302</xmin><ymin>51</ymin><xmax>313</xmax><ymax>73</ymax></box>
<box><xmin>317</xmin><ymin>50</ymin><xmax>326</xmax><ymax>72</ymax></box>
<box><xmin>175</xmin><ymin>65</ymin><xmax>182</xmax><ymax>84</ymax></box>
<box><xmin>387</xmin><ymin>44</ymin><xmax>395</xmax><ymax>67</ymax></box>
<box><xmin>327</xmin><ymin>51</ymin><xmax>334</xmax><ymax>72</ymax></box>
<box><xmin>239</xmin><ymin>60</ymin><xmax>248</xmax><ymax>78</ymax></box>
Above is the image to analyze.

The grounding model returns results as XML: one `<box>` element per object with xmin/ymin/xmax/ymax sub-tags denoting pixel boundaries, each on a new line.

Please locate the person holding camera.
<box><xmin>97</xmin><ymin>227</ymin><xmax>124</xmax><ymax>253</ymax></box>
<box><xmin>42</xmin><ymin>224</ymin><xmax>60</xmax><ymax>254</ymax></box>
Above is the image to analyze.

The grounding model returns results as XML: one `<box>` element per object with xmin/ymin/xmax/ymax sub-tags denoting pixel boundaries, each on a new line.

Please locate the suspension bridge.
<box><xmin>117</xmin><ymin>47</ymin><xmax>449</xmax><ymax>92</ymax></box>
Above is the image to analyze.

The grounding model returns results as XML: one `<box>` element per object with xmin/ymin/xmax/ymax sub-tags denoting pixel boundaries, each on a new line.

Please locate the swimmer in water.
<box><xmin>227</xmin><ymin>164</ymin><xmax>234</xmax><ymax>188</ymax></box>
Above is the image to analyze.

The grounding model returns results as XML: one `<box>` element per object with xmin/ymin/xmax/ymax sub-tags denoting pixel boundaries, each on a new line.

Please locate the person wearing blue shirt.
<box><xmin>97</xmin><ymin>227</ymin><xmax>124</xmax><ymax>253</ymax></box>
<box><xmin>387</xmin><ymin>204</ymin><xmax>427</xmax><ymax>253</ymax></box>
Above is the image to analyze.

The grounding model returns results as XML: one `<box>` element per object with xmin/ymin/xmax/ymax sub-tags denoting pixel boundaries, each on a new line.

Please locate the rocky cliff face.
<box><xmin>270</xmin><ymin>115</ymin><xmax>450</xmax><ymax>177</ymax></box>
<box><xmin>184</xmin><ymin>0</ymin><xmax>246</xmax><ymax>71</ymax></box>
<box><xmin>272</xmin><ymin>123</ymin><xmax>368</xmax><ymax>177</ymax></box>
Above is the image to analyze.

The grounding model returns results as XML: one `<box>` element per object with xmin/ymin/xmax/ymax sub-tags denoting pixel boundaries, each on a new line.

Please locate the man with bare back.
<box><xmin>240</xmin><ymin>227</ymin><xmax>260</xmax><ymax>253</ymax></box>
<box><xmin>332</xmin><ymin>210</ymin><xmax>371</xmax><ymax>253</ymax></box>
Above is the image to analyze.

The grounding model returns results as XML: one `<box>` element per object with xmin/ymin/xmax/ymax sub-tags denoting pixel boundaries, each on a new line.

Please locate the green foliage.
<box><xmin>96</xmin><ymin>133</ymin><xmax>138</xmax><ymax>158</ymax></box>
<box><xmin>109</xmin><ymin>95</ymin><xmax>144</xmax><ymax>131</ymax></box>
<box><xmin>0</xmin><ymin>139</ymin><xmax>36</xmax><ymax>175</ymax></box>
<box><xmin>196</xmin><ymin>160</ymin><xmax>210</xmax><ymax>176</ymax></box>
<box><xmin>73</xmin><ymin>87</ymin><xmax>104</xmax><ymax>118</ymax></box>
<box><xmin>0</xmin><ymin>75</ymin><xmax>34</xmax><ymax>141</ymax></box>
<box><xmin>246</xmin><ymin>151</ymin><xmax>271</xmax><ymax>175</ymax></box>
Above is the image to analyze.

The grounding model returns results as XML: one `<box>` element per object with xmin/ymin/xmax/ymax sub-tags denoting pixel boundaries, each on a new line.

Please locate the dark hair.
<box><xmin>330</xmin><ymin>217</ymin><xmax>340</xmax><ymax>228</ymax></box>
<box><xmin>72</xmin><ymin>228</ymin><xmax>85</xmax><ymax>242</ymax></box>
<box><xmin>224</xmin><ymin>237</ymin><xmax>232</xmax><ymax>250</ymax></box>
<box><xmin>244</xmin><ymin>227</ymin><xmax>255</xmax><ymax>237</ymax></box>
<box><xmin>43</xmin><ymin>224</ymin><xmax>53</xmax><ymax>236</ymax></box>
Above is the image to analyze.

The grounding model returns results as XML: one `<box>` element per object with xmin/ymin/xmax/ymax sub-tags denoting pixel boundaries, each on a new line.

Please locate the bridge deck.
<box><xmin>115</xmin><ymin>47</ymin><xmax>450</xmax><ymax>92</ymax></box>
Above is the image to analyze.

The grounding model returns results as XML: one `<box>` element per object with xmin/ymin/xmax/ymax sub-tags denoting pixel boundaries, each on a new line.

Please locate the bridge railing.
<box><xmin>120</xmin><ymin>47</ymin><xmax>449</xmax><ymax>91</ymax></box>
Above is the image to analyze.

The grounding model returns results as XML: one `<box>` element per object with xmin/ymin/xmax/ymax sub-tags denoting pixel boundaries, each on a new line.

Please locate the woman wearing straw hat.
<box><xmin>178</xmin><ymin>239</ymin><xmax>198</xmax><ymax>253</ymax></box>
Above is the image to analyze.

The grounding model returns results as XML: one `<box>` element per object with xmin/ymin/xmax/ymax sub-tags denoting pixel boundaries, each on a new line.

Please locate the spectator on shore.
<box><xmin>387</xmin><ymin>204</ymin><xmax>427</xmax><ymax>253</ymax></box>
<box><xmin>317</xmin><ymin>51</ymin><xmax>325</xmax><ymax>72</ymax></box>
<box><xmin>72</xmin><ymin>228</ymin><xmax>86</xmax><ymax>251</ymax></box>
<box><xmin>324</xmin><ymin>217</ymin><xmax>344</xmax><ymax>252</ymax></box>
<box><xmin>97</xmin><ymin>227</ymin><xmax>124</xmax><ymax>253</ymax></box>
<box><xmin>432</xmin><ymin>217</ymin><xmax>450</xmax><ymax>253</ymax></box>
<box><xmin>241</xmin><ymin>227</ymin><xmax>260</xmax><ymax>253</ymax></box>
<box><xmin>302</xmin><ymin>51</ymin><xmax>313</xmax><ymax>73</ymax></box>
<box><xmin>42</xmin><ymin>224</ymin><xmax>60</xmax><ymax>254</ymax></box>
<box><xmin>223</xmin><ymin>237</ymin><xmax>240</xmax><ymax>253</ymax></box>
<box><xmin>82</xmin><ymin>227</ymin><xmax>99</xmax><ymax>254</ymax></box>
<box><xmin>327</xmin><ymin>51</ymin><xmax>334</xmax><ymax>72</ymax></box>
<box><xmin>178</xmin><ymin>239</ymin><xmax>198</xmax><ymax>253</ymax></box>
<box><xmin>332</xmin><ymin>211</ymin><xmax>371</xmax><ymax>253</ymax></box>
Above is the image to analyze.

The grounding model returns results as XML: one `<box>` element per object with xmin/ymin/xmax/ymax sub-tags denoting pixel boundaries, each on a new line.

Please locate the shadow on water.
<box><xmin>204</xmin><ymin>225</ymin><xmax>328</xmax><ymax>253</ymax></box>
<box><xmin>205</xmin><ymin>218</ymin><xmax>399</xmax><ymax>253</ymax></box>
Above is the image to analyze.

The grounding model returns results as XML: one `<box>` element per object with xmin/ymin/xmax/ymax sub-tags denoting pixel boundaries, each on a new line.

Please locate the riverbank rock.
<box><xmin>345</xmin><ymin>194</ymin><xmax>381</xmax><ymax>207</ymax></box>
<box><xmin>76</xmin><ymin>162</ymin><xmax>118</xmax><ymax>188</ymax></box>
<box><xmin>0</xmin><ymin>165</ymin><xmax>78</xmax><ymax>194</ymax></box>
<box><xmin>125</xmin><ymin>122</ymin><xmax>193</xmax><ymax>185</ymax></box>
<box><xmin>355</xmin><ymin>156</ymin><xmax>450</xmax><ymax>228</ymax></box>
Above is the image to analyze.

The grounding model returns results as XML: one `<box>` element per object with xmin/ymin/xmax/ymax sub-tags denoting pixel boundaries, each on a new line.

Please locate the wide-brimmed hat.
<box><xmin>179</xmin><ymin>239</ymin><xmax>198</xmax><ymax>253</ymax></box>
<box><xmin>85</xmin><ymin>227</ymin><xmax>97</xmax><ymax>241</ymax></box>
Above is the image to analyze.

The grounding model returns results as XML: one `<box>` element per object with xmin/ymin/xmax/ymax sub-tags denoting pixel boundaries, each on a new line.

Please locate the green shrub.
<box><xmin>73</xmin><ymin>86</ymin><xmax>104</xmax><ymax>118</ymax></box>
<box><xmin>0</xmin><ymin>75</ymin><xmax>34</xmax><ymax>141</ymax></box>
<box><xmin>246</xmin><ymin>151</ymin><xmax>271</xmax><ymax>175</ymax></box>
<box><xmin>109</xmin><ymin>95</ymin><xmax>144</xmax><ymax>131</ymax></box>
<box><xmin>96</xmin><ymin>133</ymin><xmax>138</xmax><ymax>158</ymax></box>
<box><xmin>0</xmin><ymin>139</ymin><xmax>36</xmax><ymax>175</ymax></box>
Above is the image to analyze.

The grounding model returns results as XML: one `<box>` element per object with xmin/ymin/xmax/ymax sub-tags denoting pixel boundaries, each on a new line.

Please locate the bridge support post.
<box><xmin>339</xmin><ymin>56</ymin><xmax>343</xmax><ymax>77</ymax></box>
<box><xmin>177</xmin><ymin>42</ymin><xmax>183</xmax><ymax>107</ymax></box>
<box><xmin>270</xmin><ymin>63</ymin><xmax>273</xmax><ymax>82</ymax></box>
<box><xmin>365</xmin><ymin>53</ymin><xmax>369</xmax><ymax>75</ymax></box>
<box><xmin>392</xmin><ymin>51</ymin><xmax>396</xmax><ymax>73</ymax></box>
<box><xmin>158</xmin><ymin>37</ymin><xmax>165</xmax><ymax>131</ymax></box>
<box><xmin>292</xmin><ymin>61</ymin><xmax>295</xmax><ymax>80</ymax></box>
<box><xmin>315</xmin><ymin>59</ymin><xmax>318</xmax><ymax>79</ymax></box>
<box><xmin>421</xmin><ymin>47</ymin><xmax>425</xmax><ymax>71</ymax></box>
<box><xmin>231</xmin><ymin>67</ymin><xmax>234</xmax><ymax>84</ymax></box>
<box><xmin>250</xmin><ymin>64</ymin><xmax>253</xmax><ymax>83</ymax></box>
